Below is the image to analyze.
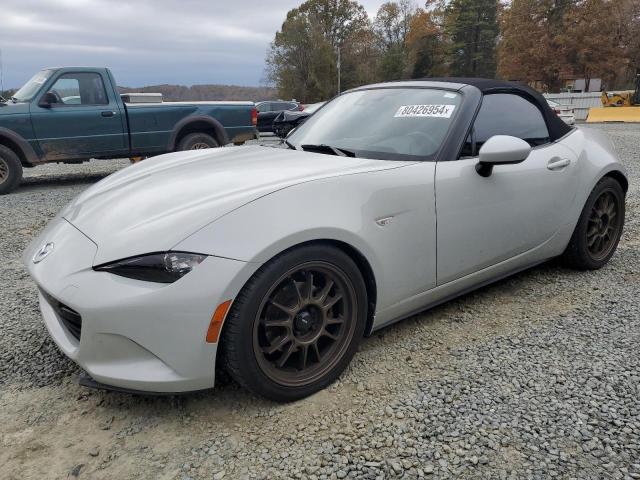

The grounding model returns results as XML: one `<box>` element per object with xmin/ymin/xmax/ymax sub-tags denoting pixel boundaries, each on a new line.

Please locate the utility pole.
<box><xmin>0</xmin><ymin>49</ymin><xmax>4</xmax><ymax>96</ymax></box>
<box><xmin>337</xmin><ymin>46</ymin><xmax>341</xmax><ymax>95</ymax></box>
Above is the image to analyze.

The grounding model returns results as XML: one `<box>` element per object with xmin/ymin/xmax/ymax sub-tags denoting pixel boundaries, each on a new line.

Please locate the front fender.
<box><xmin>174</xmin><ymin>163</ymin><xmax>438</xmax><ymax>314</ymax></box>
<box><xmin>0</xmin><ymin>126</ymin><xmax>41</xmax><ymax>165</ymax></box>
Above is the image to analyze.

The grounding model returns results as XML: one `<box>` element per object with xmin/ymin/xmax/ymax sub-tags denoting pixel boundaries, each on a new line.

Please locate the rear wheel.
<box><xmin>0</xmin><ymin>145</ymin><xmax>23</xmax><ymax>195</ymax></box>
<box><xmin>562</xmin><ymin>176</ymin><xmax>625</xmax><ymax>269</ymax></box>
<box><xmin>221</xmin><ymin>245</ymin><xmax>367</xmax><ymax>402</ymax></box>
<box><xmin>177</xmin><ymin>132</ymin><xmax>219</xmax><ymax>151</ymax></box>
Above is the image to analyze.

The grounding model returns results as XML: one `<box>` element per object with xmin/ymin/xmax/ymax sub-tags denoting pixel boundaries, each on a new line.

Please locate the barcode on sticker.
<box><xmin>394</xmin><ymin>104</ymin><xmax>456</xmax><ymax>118</ymax></box>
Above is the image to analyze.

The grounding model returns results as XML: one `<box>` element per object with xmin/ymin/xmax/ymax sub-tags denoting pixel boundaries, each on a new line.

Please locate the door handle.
<box><xmin>101</xmin><ymin>111</ymin><xmax>116</xmax><ymax>117</ymax></box>
<box><xmin>547</xmin><ymin>158</ymin><xmax>571</xmax><ymax>170</ymax></box>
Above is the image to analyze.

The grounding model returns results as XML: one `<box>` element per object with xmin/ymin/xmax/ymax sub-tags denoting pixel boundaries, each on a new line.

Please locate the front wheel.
<box><xmin>221</xmin><ymin>245</ymin><xmax>367</xmax><ymax>402</ymax></box>
<box><xmin>0</xmin><ymin>145</ymin><xmax>23</xmax><ymax>195</ymax></box>
<box><xmin>177</xmin><ymin>132</ymin><xmax>219</xmax><ymax>151</ymax></box>
<box><xmin>562</xmin><ymin>176</ymin><xmax>625</xmax><ymax>269</ymax></box>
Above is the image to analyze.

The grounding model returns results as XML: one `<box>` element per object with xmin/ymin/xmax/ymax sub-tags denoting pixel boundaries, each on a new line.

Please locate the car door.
<box><xmin>435</xmin><ymin>93</ymin><xmax>578</xmax><ymax>285</ymax></box>
<box><xmin>30</xmin><ymin>71</ymin><xmax>127</xmax><ymax>160</ymax></box>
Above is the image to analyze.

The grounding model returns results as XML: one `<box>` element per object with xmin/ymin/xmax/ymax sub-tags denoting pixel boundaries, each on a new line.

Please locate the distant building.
<box><xmin>563</xmin><ymin>77</ymin><xmax>602</xmax><ymax>93</ymax></box>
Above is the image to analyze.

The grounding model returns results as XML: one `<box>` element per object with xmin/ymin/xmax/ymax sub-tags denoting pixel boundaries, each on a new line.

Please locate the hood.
<box><xmin>0</xmin><ymin>102</ymin><xmax>30</xmax><ymax>116</ymax></box>
<box><xmin>61</xmin><ymin>145</ymin><xmax>403</xmax><ymax>264</ymax></box>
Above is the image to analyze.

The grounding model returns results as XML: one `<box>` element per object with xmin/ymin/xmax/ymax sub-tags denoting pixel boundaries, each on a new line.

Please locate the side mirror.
<box><xmin>39</xmin><ymin>92</ymin><xmax>58</xmax><ymax>108</ymax></box>
<box><xmin>476</xmin><ymin>135</ymin><xmax>532</xmax><ymax>177</ymax></box>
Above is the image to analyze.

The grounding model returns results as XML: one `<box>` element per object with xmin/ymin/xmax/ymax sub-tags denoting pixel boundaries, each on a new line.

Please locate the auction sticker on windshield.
<box><xmin>394</xmin><ymin>104</ymin><xmax>456</xmax><ymax>118</ymax></box>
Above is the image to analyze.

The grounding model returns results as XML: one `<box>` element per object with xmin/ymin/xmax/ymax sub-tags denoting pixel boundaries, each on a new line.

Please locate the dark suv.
<box><xmin>256</xmin><ymin>101</ymin><xmax>301</xmax><ymax>133</ymax></box>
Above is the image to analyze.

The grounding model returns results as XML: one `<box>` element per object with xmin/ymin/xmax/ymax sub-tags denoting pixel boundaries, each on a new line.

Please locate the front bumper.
<box><xmin>24</xmin><ymin>218</ymin><xmax>251</xmax><ymax>393</ymax></box>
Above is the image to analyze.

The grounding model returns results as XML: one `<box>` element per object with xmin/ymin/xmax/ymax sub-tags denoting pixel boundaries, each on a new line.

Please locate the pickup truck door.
<box><xmin>30</xmin><ymin>71</ymin><xmax>128</xmax><ymax>160</ymax></box>
<box><xmin>435</xmin><ymin>93</ymin><xmax>579</xmax><ymax>285</ymax></box>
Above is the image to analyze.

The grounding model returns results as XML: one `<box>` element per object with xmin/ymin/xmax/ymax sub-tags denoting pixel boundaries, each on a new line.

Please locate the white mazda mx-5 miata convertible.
<box><xmin>25</xmin><ymin>79</ymin><xmax>627</xmax><ymax>401</ymax></box>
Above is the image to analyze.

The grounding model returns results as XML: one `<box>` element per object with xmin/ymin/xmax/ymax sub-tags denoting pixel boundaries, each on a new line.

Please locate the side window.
<box><xmin>257</xmin><ymin>103</ymin><xmax>270</xmax><ymax>113</ymax></box>
<box><xmin>45</xmin><ymin>73</ymin><xmax>109</xmax><ymax>106</ymax></box>
<box><xmin>462</xmin><ymin>93</ymin><xmax>550</xmax><ymax>157</ymax></box>
<box><xmin>276</xmin><ymin>102</ymin><xmax>296</xmax><ymax>111</ymax></box>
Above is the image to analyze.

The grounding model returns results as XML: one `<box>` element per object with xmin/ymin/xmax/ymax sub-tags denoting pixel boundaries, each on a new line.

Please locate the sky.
<box><xmin>1</xmin><ymin>0</ymin><xmax>390</xmax><ymax>89</ymax></box>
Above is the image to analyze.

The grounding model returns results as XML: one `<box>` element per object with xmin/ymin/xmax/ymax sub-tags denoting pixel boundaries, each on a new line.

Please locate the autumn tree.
<box><xmin>265</xmin><ymin>0</ymin><xmax>371</xmax><ymax>102</ymax></box>
<box><xmin>612</xmin><ymin>0</ymin><xmax>640</xmax><ymax>87</ymax></box>
<box><xmin>373</xmin><ymin>0</ymin><xmax>417</xmax><ymax>81</ymax></box>
<box><xmin>499</xmin><ymin>0</ymin><xmax>576</xmax><ymax>91</ymax></box>
<box><xmin>560</xmin><ymin>0</ymin><xmax>623</xmax><ymax>91</ymax></box>
<box><xmin>406</xmin><ymin>1</ymin><xmax>449</xmax><ymax>78</ymax></box>
<box><xmin>444</xmin><ymin>0</ymin><xmax>499</xmax><ymax>77</ymax></box>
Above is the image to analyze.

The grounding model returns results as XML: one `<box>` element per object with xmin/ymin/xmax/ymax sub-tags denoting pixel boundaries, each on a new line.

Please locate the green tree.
<box><xmin>445</xmin><ymin>0</ymin><xmax>499</xmax><ymax>77</ymax></box>
<box><xmin>265</xmin><ymin>0</ymin><xmax>371</xmax><ymax>102</ymax></box>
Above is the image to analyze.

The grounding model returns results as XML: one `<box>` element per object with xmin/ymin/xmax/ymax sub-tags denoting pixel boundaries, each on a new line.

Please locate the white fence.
<box><xmin>543</xmin><ymin>92</ymin><xmax>602</xmax><ymax>121</ymax></box>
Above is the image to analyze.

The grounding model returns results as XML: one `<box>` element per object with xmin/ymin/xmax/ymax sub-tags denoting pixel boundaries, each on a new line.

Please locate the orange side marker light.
<box><xmin>206</xmin><ymin>300</ymin><xmax>232</xmax><ymax>343</ymax></box>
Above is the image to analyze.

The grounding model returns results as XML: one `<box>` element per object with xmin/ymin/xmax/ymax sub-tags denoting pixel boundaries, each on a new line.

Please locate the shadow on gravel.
<box><xmin>371</xmin><ymin>258</ymin><xmax>572</xmax><ymax>336</ymax></box>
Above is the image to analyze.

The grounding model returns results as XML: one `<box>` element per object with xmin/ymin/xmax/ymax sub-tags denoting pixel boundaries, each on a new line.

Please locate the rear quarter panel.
<box><xmin>126</xmin><ymin>104</ymin><xmax>197</xmax><ymax>152</ymax></box>
<box><xmin>555</xmin><ymin>127</ymin><xmax>628</xmax><ymax>235</ymax></box>
<box><xmin>563</xmin><ymin>127</ymin><xmax>627</xmax><ymax>194</ymax></box>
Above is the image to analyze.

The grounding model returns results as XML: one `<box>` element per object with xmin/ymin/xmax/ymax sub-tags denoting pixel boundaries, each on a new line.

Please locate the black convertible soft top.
<box><xmin>418</xmin><ymin>77</ymin><xmax>572</xmax><ymax>142</ymax></box>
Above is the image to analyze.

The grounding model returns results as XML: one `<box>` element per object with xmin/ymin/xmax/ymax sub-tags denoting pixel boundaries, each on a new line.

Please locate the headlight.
<box><xmin>94</xmin><ymin>252</ymin><xmax>207</xmax><ymax>283</ymax></box>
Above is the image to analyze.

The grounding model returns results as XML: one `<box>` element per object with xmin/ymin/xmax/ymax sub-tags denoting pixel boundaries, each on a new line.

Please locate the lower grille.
<box><xmin>41</xmin><ymin>290</ymin><xmax>82</xmax><ymax>341</ymax></box>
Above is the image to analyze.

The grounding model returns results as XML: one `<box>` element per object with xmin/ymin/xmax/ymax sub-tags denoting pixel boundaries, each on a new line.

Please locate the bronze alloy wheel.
<box><xmin>252</xmin><ymin>262</ymin><xmax>358</xmax><ymax>387</ymax></box>
<box><xmin>191</xmin><ymin>142</ymin><xmax>211</xmax><ymax>150</ymax></box>
<box><xmin>0</xmin><ymin>158</ymin><xmax>8</xmax><ymax>185</ymax></box>
<box><xmin>586</xmin><ymin>189</ymin><xmax>622</xmax><ymax>261</ymax></box>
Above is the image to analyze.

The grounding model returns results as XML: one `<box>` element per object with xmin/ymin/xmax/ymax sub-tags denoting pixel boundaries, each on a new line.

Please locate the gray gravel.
<box><xmin>0</xmin><ymin>125</ymin><xmax>638</xmax><ymax>479</ymax></box>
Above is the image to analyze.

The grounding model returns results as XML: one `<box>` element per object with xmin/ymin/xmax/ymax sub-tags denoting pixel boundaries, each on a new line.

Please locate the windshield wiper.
<box><xmin>284</xmin><ymin>139</ymin><xmax>296</xmax><ymax>150</ymax></box>
<box><xmin>301</xmin><ymin>144</ymin><xmax>356</xmax><ymax>157</ymax></box>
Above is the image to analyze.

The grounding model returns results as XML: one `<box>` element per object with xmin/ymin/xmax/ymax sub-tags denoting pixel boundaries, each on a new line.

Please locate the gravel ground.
<box><xmin>0</xmin><ymin>125</ymin><xmax>638</xmax><ymax>479</ymax></box>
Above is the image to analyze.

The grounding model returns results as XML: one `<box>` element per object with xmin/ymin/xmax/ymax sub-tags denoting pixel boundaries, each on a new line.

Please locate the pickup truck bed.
<box><xmin>0</xmin><ymin>67</ymin><xmax>258</xmax><ymax>194</ymax></box>
<box><xmin>124</xmin><ymin>101</ymin><xmax>256</xmax><ymax>156</ymax></box>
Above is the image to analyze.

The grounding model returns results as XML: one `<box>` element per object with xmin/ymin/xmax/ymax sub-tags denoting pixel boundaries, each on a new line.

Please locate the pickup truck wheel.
<box><xmin>178</xmin><ymin>133</ymin><xmax>219</xmax><ymax>151</ymax></box>
<box><xmin>0</xmin><ymin>145</ymin><xmax>23</xmax><ymax>195</ymax></box>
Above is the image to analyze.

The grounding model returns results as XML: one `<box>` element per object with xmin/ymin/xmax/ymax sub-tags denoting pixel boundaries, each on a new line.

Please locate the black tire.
<box><xmin>0</xmin><ymin>145</ymin><xmax>23</xmax><ymax>195</ymax></box>
<box><xmin>177</xmin><ymin>132</ymin><xmax>219</xmax><ymax>151</ymax></box>
<box><xmin>562</xmin><ymin>176</ymin><xmax>625</xmax><ymax>270</ymax></box>
<box><xmin>221</xmin><ymin>244</ymin><xmax>368</xmax><ymax>402</ymax></box>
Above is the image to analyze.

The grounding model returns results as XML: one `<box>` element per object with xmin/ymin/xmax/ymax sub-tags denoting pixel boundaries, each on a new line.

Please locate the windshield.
<box><xmin>288</xmin><ymin>88</ymin><xmax>462</xmax><ymax>161</ymax></box>
<box><xmin>12</xmin><ymin>70</ymin><xmax>54</xmax><ymax>102</ymax></box>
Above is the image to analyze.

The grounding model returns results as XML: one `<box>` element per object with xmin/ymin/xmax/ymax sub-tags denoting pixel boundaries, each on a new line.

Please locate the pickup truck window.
<box><xmin>13</xmin><ymin>70</ymin><xmax>54</xmax><ymax>102</ymax></box>
<box><xmin>46</xmin><ymin>73</ymin><xmax>109</xmax><ymax>106</ymax></box>
<box><xmin>256</xmin><ymin>102</ymin><xmax>270</xmax><ymax>113</ymax></box>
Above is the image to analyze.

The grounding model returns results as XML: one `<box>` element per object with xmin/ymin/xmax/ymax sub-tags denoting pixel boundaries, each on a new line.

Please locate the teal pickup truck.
<box><xmin>0</xmin><ymin>67</ymin><xmax>258</xmax><ymax>194</ymax></box>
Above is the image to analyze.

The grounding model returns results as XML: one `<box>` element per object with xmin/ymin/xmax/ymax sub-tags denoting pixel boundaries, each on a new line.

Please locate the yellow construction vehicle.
<box><xmin>587</xmin><ymin>74</ymin><xmax>640</xmax><ymax>123</ymax></box>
